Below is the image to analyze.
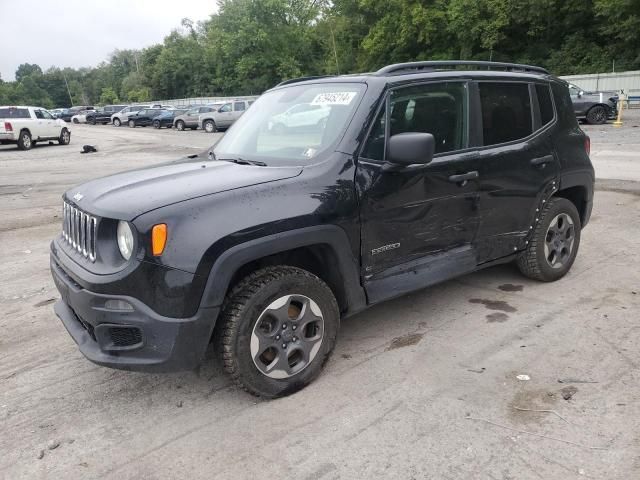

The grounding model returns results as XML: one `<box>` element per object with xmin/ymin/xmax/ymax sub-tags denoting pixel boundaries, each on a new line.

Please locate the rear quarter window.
<box><xmin>0</xmin><ymin>108</ymin><xmax>31</xmax><ymax>118</ymax></box>
<box><xmin>536</xmin><ymin>84</ymin><xmax>555</xmax><ymax>125</ymax></box>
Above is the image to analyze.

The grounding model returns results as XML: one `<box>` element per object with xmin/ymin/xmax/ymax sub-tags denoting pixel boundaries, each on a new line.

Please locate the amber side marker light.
<box><xmin>152</xmin><ymin>224</ymin><xmax>167</xmax><ymax>256</ymax></box>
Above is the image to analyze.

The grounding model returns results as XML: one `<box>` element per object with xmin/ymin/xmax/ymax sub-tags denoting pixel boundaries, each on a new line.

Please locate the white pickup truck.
<box><xmin>0</xmin><ymin>106</ymin><xmax>71</xmax><ymax>150</ymax></box>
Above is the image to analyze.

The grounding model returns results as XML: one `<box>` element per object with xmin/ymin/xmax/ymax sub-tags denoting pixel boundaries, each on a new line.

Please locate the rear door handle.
<box><xmin>531</xmin><ymin>154</ymin><xmax>554</xmax><ymax>166</ymax></box>
<box><xmin>448</xmin><ymin>171</ymin><xmax>479</xmax><ymax>184</ymax></box>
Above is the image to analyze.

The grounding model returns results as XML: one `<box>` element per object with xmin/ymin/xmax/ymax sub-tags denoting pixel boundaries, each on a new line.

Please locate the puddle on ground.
<box><xmin>486</xmin><ymin>312</ymin><xmax>509</xmax><ymax>323</ymax></box>
<box><xmin>469</xmin><ymin>298</ymin><xmax>517</xmax><ymax>313</ymax></box>
<box><xmin>386</xmin><ymin>332</ymin><xmax>424</xmax><ymax>351</ymax></box>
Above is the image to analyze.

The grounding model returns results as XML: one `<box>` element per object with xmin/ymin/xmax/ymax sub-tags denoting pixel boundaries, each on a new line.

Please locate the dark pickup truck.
<box><xmin>51</xmin><ymin>61</ymin><xmax>593</xmax><ymax>398</ymax></box>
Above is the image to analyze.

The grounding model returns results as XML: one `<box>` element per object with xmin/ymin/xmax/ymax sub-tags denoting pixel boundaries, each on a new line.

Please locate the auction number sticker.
<box><xmin>311</xmin><ymin>92</ymin><xmax>357</xmax><ymax>106</ymax></box>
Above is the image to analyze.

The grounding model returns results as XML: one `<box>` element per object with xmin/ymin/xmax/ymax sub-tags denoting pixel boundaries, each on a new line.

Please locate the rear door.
<box><xmin>472</xmin><ymin>81</ymin><xmax>560</xmax><ymax>262</ymax></box>
<box><xmin>232</xmin><ymin>101</ymin><xmax>247</xmax><ymax>123</ymax></box>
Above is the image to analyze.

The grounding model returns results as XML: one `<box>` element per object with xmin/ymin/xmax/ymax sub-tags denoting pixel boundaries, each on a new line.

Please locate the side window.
<box><xmin>34</xmin><ymin>110</ymin><xmax>45</xmax><ymax>119</ymax></box>
<box><xmin>536</xmin><ymin>84</ymin><xmax>554</xmax><ymax>126</ymax></box>
<box><xmin>389</xmin><ymin>82</ymin><xmax>468</xmax><ymax>154</ymax></box>
<box><xmin>219</xmin><ymin>103</ymin><xmax>232</xmax><ymax>113</ymax></box>
<box><xmin>479</xmin><ymin>82</ymin><xmax>532</xmax><ymax>146</ymax></box>
<box><xmin>234</xmin><ymin>102</ymin><xmax>246</xmax><ymax>112</ymax></box>
<box><xmin>41</xmin><ymin>110</ymin><xmax>54</xmax><ymax>120</ymax></box>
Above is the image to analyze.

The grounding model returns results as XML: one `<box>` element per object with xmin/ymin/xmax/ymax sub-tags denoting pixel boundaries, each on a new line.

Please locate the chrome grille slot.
<box><xmin>62</xmin><ymin>201</ymin><xmax>98</xmax><ymax>262</ymax></box>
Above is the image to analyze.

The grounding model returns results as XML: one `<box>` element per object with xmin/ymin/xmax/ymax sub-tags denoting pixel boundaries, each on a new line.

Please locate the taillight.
<box><xmin>4</xmin><ymin>122</ymin><xmax>12</xmax><ymax>132</ymax></box>
<box><xmin>585</xmin><ymin>136</ymin><xmax>591</xmax><ymax>156</ymax></box>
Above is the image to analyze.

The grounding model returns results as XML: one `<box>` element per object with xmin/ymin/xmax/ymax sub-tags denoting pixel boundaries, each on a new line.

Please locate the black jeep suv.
<box><xmin>50</xmin><ymin>61</ymin><xmax>594</xmax><ymax>397</ymax></box>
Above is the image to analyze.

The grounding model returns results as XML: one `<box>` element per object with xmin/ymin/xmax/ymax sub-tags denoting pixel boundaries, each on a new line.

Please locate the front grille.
<box><xmin>62</xmin><ymin>201</ymin><xmax>97</xmax><ymax>261</ymax></box>
<box><xmin>109</xmin><ymin>327</ymin><xmax>143</xmax><ymax>347</ymax></box>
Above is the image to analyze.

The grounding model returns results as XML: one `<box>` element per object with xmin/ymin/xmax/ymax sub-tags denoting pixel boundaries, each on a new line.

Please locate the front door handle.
<box><xmin>448</xmin><ymin>171</ymin><xmax>479</xmax><ymax>184</ymax></box>
<box><xmin>531</xmin><ymin>154</ymin><xmax>554</xmax><ymax>166</ymax></box>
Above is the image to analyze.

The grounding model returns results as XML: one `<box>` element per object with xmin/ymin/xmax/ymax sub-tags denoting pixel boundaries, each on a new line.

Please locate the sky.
<box><xmin>0</xmin><ymin>0</ymin><xmax>217</xmax><ymax>81</ymax></box>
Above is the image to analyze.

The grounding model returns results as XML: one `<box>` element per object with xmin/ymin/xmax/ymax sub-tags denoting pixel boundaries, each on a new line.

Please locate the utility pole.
<box><xmin>62</xmin><ymin>72</ymin><xmax>73</xmax><ymax>106</ymax></box>
<box><xmin>329</xmin><ymin>22</ymin><xmax>340</xmax><ymax>75</ymax></box>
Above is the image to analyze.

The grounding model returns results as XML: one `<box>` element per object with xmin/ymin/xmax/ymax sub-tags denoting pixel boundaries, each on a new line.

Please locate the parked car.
<box><xmin>60</xmin><ymin>106</ymin><xmax>95</xmax><ymax>122</ymax></box>
<box><xmin>153</xmin><ymin>109</ymin><xmax>188</xmax><ymax>128</ymax></box>
<box><xmin>269</xmin><ymin>103</ymin><xmax>330</xmax><ymax>133</ymax></box>
<box><xmin>0</xmin><ymin>105</ymin><xmax>71</xmax><ymax>150</ymax></box>
<box><xmin>568</xmin><ymin>83</ymin><xmax>617</xmax><ymax>124</ymax></box>
<box><xmin>86</xmin><ymin>105</ymin><xmax>127</xmax><ymax>125</ymax></box>
<box><xmin>199</xmin><ymin>99</ymin><xmax>254</xmax><ymax>132</ymax></box>
<box><xmin>128</xmin><ymin>108</ymin><xmax>167</xmax><ymax>127</ymax></box>
<box><xmin>71</xmin><ymin>108</ymin><xmax>97</xmax><ymax>124</ymax></box>
<box><xmin>111</xmin><ymin>105</ymin><xmax>150</xmax><ymax>127</ymax></box>
<box><xmin>49</xmin><ymin>108</ymin><xmax>67</xmax><ymax>119</ymax></box>
<box><xmin>174</xmin><ymin>105</ymin><xmax>222</xmax><ymax>131</ymax></box>
<box><xmin>50</xmin><ymin>61</ymin><xmax>593</xmax><ymax>398</ymax></box>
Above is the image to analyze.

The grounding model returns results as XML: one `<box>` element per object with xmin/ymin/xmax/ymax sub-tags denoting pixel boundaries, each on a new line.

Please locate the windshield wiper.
<box><xmin>218</xmin><ymin>157</ymin><xmax>267</xmax><ymax>167</ymax></box>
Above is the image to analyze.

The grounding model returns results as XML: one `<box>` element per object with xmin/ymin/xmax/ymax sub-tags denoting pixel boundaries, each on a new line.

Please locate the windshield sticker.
<box><xmin>311</xmin><ymin>92</ymin><xmax>357</xmax><ymax>106</ymax></box>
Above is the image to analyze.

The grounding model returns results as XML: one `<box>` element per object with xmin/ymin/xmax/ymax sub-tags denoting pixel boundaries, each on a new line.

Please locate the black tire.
<box><xmin>517</xmin><ymin>197</ymin><xmax>581</xmax><ymax>282</ymax></box>
<box><xmin>176</xmin><ymin>120</ymin><xmax>185</xmax><ymax>131</ymax></box>
<box><xmin>113</xmin><ymin>118</ymin><xmax>121</xmax><ymax>127</ymax></box>
<box><xmin>72</xmin><ymin>117</ymin><xmax>79</xmax><ymax>124</ymax></box>
<box><xmin>88</xmin><ymin>117</ymin><xmax>96</xmax><ymax>125</ymax></box>
<box><xmin>203</xmin><ymin>119</ymin><xmax>217</xmax><ymax>133</ymax></box>
<box><xmin>128</xmin><ymin>119</ymin><xmax>136</xmax><ymax>128</ymax></box>
<box><xmin>586</xmin><ymin>105</ymin><xmax>607</xmax><ymax>125</ymax></box>
<box><xmin>215</xmin><ymin>266</ymin><xmax>340</xmax><ymax>398</ymax></box>
<box><xmin>190</xmin><ymin>126</ymin><xmax>197</xmax><ymax>130</ymax></box>
<box><xmin>58</xmin><ymin>128</ymin><xmax>71</xmax><ymax>145</ymax></box>
<box><xmin>153</xmin><ymin>120</ymin><xmax>161</xmax><ymax>129</ymax></box>
<box><xmin>17</xmin><ymin>130</ymin><xmax>32</xmax><ymax>150</ymax></box>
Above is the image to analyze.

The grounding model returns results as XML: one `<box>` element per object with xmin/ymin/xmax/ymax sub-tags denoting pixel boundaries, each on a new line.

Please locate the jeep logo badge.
<box><xmin>73</xmin><ymin>192</ymin><xmax>84</xmax><ymax>202</ymax></box>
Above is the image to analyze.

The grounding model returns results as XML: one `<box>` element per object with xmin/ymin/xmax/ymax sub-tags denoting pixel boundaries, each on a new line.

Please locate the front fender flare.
<box><xmin>199</xmin><ymin>225</ymin><xmax>367</xmax><ymax>316</ymax></box>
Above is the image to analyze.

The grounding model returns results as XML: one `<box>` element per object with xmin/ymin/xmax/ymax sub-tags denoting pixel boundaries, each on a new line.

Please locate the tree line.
<box><xmin>0</xmin><ymin>0</ymin><xmax>638</xmax><ymax>108</ymax></box>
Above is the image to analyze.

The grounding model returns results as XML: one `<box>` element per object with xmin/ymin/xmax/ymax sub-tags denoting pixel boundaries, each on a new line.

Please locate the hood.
<box><xmin>66</xmin><ymin>157</ymin><xmax>302</xmax><ymax>221</ymax></box>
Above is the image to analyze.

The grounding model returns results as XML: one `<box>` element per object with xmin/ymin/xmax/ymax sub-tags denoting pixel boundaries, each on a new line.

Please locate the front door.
<box><xmin>217</xmin><ymin>103</ymin><xmax>234</xmax><ymax>127</ymax></box>
<box><xmin>472</xmin><ymin>81</ymin><xmax>560</xmax><ymax>262</ymax></box>
<box><xmin>357</xmin><ymin>81</ymin><xmax>481</xmax><ymax>304</ymax></box>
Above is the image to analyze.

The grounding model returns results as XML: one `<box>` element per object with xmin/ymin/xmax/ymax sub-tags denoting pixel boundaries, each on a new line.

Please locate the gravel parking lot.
<box><xmin>1</xmin><ymin>115</ymin><xmax>639</xmax><ymax>479</ymax></box>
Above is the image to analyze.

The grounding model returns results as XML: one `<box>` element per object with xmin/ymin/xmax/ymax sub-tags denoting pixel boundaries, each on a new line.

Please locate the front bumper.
<box><xmin>51</xmin><ymin>255</ymin><xmax>219</xmax><ymax>372</ymax></box>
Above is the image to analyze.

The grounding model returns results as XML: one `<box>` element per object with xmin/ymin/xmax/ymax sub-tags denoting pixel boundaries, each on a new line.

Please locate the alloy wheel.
<box><xmin>544</xmin><ymin>213</ymin><xmax>575</xmax><ymax>269</ymax></box>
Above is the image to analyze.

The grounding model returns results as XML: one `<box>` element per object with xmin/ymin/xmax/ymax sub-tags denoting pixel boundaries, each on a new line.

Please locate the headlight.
<box><xmin>117</xmin><ymin>221</ymin><xmax>134</xmax><ymax>260</ymax></box>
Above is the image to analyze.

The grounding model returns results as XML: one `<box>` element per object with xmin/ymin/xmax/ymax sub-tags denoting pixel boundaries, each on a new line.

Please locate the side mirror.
<box><xmin>387</xmin><ymin>132</ymin><xmax>435</xmax><ymax>166</ymax></box>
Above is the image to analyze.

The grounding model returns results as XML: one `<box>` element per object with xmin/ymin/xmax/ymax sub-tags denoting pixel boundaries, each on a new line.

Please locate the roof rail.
<box><xmin>376</xmin><ymin>61</ymin><xmax>549</xmax><ymax>76</ymax></box>
<box><xmin>276</xmin><ymin>75</ymin><xmax>334</xmax><ymax>87</ymax></box>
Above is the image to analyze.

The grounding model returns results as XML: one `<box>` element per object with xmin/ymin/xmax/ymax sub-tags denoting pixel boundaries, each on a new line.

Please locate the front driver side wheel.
<box><xmin>128</xmin><ymin>120</ymin><xmax>135</xmax><ymax>128</ymax></box>
<box><xmin>215</xmin><ymin>266</ymin><xmax>340</xmax><ymax>398</ymax></box>
<box><xmin>113</xmin><ymin>118</ymin><xmax>121</xmax><ymax>127</ymax></box>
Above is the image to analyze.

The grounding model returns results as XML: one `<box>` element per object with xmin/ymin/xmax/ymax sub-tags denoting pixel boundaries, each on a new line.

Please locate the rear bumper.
<box><xmin>0</xmin><ymin>132</ymin><xmax>17</xmax><ymax>142</ymax></box>
<box><xmin>51</xmin><ymin>255</ymin><xmax>219</xmax><ymax>372</ymax></box>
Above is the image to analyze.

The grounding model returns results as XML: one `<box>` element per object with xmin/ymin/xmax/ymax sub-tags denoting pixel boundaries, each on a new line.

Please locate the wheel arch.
<box><xmin>553</xmin><ymin>184</ymin><xmax>590</xmax><ymax>227</ymax></box>
<box><xmin>199</xmin><ymin>225</ymin><xmax>367</xmax><ymax>317</ymax></box>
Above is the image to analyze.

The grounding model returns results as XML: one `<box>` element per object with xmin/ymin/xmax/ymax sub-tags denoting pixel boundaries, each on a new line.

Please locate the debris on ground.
<box><xmin>516</xmin><ymin>374</ymin><xmax>530</xmax><ymax>381</ymax></box>
<box><xmin>47</xmin><ymin>440</ymin><xmax>60</xmax><ymax>450</ymax></box>
<box><xmin>561</xmin><ymin>386</ymin><xmax>579</xmax><ymax>401</ymax></box>
<box><xmin>80</xmin><ymin>145</ymin><xmax>98</xmax><ymax>154</ymax></box>
<box><xmin>36</xmin><ymin>450</ymin><xmax>44</xmax><ymax>460</ymax></box>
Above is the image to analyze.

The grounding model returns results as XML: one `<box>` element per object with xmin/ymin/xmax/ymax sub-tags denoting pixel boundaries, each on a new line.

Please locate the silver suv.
<box><xmin>199</xmin><ymin>99</ymin><xmax>255</xmax><ymax>133</ymax></box>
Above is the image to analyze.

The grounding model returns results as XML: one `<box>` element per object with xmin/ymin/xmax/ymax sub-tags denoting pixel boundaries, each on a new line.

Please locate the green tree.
<box><xmin>99</xmin><ymin>87</ymin><xmax>120</xmax><ymax>104</ymax></box>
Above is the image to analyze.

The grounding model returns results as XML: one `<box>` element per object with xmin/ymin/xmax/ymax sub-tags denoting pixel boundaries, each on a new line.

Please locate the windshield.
<box><xmin>213</xmin><ymin>83</ymin><xmax>365</xmax><ymax>165</ymax></box>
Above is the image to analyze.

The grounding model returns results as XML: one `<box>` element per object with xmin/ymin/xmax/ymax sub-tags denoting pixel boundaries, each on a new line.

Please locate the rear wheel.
<box><xmin>88</xmin><ymin>117</ymin><xmax>96</xmax><ymax>125</ymax></box>
<box><xmin>17</xmin><ymin>130</ymin><xmax>32</xmax><ymax>150</ymax></box>
<box><xmin>204</xmin><ymin>119</ymin><xmax>217</xmax><ymax>133</ymax></box>
<box><xmin>128</xmin><ymin>119</ymin><xmax>135</xmax><ymax>128</ymax></box>
<box><xmin>175</xmin><ymin>120</ymin><xmax>185</xmax><ymax>131</ymax></box>
<box><xmin>215</xmin><ymin>266</ymin><xmax>339</xmax><ymax>398</ymax></box>
<box><xmin>153</xmin><ymin>120</ymin><xmax>161</xmax><ymax>129</ymax></box>
<box><xmin>113</xmin><ymin>118</ymin><xmax>121</xmax><ymax>127</ymax></box>
<box><xmin>517</xmin><ymin>198</ymin><xmax>581</xmax><ymax>282</ymax></box>
<box><xmin>72</xmin><ymin>117</ymin><xmax>79</xmax><ymax>124</ymax></box>
<box><xmin>58</xmin><ymin>128</ymin><xmax>71</xmax><ymax>145</ymax></box>
<box><xmin>586</xmin><ymin>105</ymin><xmax>607</xmax><ymax>125</ymax></box>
